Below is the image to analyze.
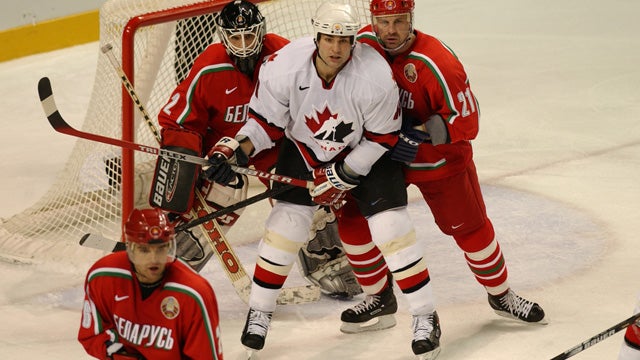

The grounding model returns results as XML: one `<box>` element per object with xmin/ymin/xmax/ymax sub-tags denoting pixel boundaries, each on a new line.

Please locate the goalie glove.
<box><xmin>310</xmin><ymin>162</ymin><xmax>359</xmax><ymax>206</ymax></box>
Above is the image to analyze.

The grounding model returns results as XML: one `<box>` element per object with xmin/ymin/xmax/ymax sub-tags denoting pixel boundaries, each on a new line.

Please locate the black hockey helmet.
<box><xmin>216</xmin><ymin>0</ymin><xmax>266</xmax><ymax>58</ymax></box>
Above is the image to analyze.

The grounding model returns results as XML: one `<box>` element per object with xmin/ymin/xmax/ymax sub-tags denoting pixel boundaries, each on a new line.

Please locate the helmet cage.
<box><xmin>216</xmin><ymin>0</ymin><xmax>266</xmax><ymax>58</ymax></box>
<box><xmin>218</xmin><ymin>22</ymin><xmax>266</xmax><ymax>58</ymax></box>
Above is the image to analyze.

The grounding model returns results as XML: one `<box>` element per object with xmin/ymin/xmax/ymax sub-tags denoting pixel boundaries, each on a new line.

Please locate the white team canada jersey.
<box><xmin>241</xmin><ymin>37</ymin><xmax>401</xmax><ymax>176</ymax></box>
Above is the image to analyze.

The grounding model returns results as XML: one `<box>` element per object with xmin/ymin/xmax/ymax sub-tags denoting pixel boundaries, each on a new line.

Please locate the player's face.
<box><xmin>128</xmin><ymin>242</ymin><xmax>173</xmax><ymax>284</ymax></box>
<box><xmin>228</xmin><ymin>32</ymin><xmax>258</xmax><ymax>53</ymax></box>
<box><xmin>316</xmin><ymin>34</ymin><xmax>354</xmax><ymax>70</ymax></box>
<box><xmin>373</xmin><ymin>13</ymin><xmax>412</xmax><ymax>49</ymax></box>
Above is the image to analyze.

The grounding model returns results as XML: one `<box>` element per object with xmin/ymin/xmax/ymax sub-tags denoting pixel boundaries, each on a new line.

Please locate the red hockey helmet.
<box><xmin>124</xmin><ymin>208</ymin><xmax>175</xmax><ymax>244</ymax></box>
<box><xmin>370</xmin><ymin>0</ymin><xmax>415</xmax><ymax>17</ymax></box>
<box><xmin>124</xmin><ymin>208</ymin><xmax>177</xmax><ymax>266</ymax></box>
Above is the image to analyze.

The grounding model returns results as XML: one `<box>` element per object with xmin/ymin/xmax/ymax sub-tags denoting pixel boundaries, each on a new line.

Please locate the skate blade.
<box><xmin>416</xmin><ymin>347</ymin><xmax>441</xmax><ymax>360</ymax></box>
<box><xmin>340</xmin><ymin>314</ymin><xmax>397</xmax><ymax>334</ymax></box>
<box><xmin>244</xmin><ymin>349</ymin><xmax>259</xmax><ymax>360</ymax></box>
<box><xmin>493</xmin><ymin>310</ymin><xmax>549</xmax><ymax>325</ymax></box>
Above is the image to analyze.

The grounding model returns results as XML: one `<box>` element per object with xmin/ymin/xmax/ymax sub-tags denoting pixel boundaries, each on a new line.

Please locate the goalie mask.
<box><xmin>124</xmin><ymin>208</ymin><xmax>177</xmax><ymax>266</ymax></box>
<box><xmin>216</xmin><ymin>0</ymin><xmax>266</xmax><ymax>59</ymax></box>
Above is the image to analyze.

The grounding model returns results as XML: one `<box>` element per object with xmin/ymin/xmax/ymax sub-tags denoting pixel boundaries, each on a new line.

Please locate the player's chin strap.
<box><xmin>378</xmin><ymin>31</ymin><xmax>415</xmax><ymax>53</ymax></box>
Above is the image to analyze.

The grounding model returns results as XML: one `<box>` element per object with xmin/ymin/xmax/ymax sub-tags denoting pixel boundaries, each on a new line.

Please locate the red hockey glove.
<box><xmin>310</xmin><ymin>162</ymin><xmax>359</xmax><ymax>206</ymax></box>
<box><xmin>204</xmin><ymin>137</ymin><xmax>244</xmax><ymax>186</ymax></box>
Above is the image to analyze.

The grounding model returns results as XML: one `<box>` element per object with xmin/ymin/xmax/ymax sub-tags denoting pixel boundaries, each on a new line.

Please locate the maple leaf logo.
<box><xmin>304</xmin><ymin>104</ymin><xmax>353</xmax><ymax>143</ymax></box>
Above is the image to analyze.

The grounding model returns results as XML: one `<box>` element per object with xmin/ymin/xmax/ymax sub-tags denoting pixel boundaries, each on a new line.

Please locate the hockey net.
<box><xmin>0</xmin><ymin>0</ymin><xmax>370</xmax><ymax>264</ymax></box>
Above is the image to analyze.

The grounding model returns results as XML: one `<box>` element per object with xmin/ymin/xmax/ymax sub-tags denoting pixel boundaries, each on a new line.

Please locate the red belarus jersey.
<box><xmin>158</xmin><ymin>33</ymin><xmax>289</xmax><ymax>169</ymax></box>
<box><xmin>78</xmin><ymin>252</ymin><xmax>223</xmax><ymax>360</ymax></box>
<box><xmin>358</xmin><ymin>26</ymin><xmax>480</xmax><ymax>182</ymax></box>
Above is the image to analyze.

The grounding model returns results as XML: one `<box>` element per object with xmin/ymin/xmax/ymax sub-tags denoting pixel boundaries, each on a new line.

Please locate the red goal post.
<box><xmin>0</xmin><ymin>0</ymin><xmax>370</xmax><ymax>264</ymax></box>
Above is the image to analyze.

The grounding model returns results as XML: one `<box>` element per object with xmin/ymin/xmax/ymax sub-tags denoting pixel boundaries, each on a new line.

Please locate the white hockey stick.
<box><xmin>549</xmin><ymin>312</ymin><xmax>640</xmax><ymax>359</ymax></box>
<box><xmin>39</xmin><ymin>75</ymin><xmax>319</xmax><ymax>305</ymax></box>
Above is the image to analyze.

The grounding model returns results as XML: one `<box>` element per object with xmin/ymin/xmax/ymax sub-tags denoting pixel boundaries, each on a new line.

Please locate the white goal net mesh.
<box><xmin>0</xmin><ymin>0</ymin><xmax>370</xmax><ymax>264</ymax></box>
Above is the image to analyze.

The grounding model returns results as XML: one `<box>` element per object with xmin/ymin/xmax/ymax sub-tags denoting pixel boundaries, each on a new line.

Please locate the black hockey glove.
<box><xmin>390</xmin><ymin>124</ymin><xmax>429</xmax><ymax>163</ymax></box>
<box><xmin>203</xmin><ymin>137</ymin><xmax>246</xmax><ymax>186</ymax></box>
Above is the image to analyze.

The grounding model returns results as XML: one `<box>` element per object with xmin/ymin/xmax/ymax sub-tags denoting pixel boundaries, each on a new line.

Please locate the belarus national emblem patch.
<box><xmin>161</xmin><ymin>296</ymin><xmax>180</xmax><ymax>319</ymax></box>
<box><xmin>404</xmin><ymin>63</ymin><xmax>418</xmax><ymax>83</ymax></box>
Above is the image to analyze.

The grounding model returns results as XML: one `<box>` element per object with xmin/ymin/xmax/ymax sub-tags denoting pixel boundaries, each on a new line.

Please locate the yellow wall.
<box><xmin>0</xmin><ymin>10</ymin><xmax>99</xmax><ymax>63</ymax></box>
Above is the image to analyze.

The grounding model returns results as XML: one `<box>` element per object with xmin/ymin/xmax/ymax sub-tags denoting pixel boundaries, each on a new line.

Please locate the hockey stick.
<box><xmin>97</xmin><ymin>45</ymin><xmax>318</xmax><ymax>305</ymax></box>
<box><xmin>79</xmin><ymin>233</ymin><xmax>318</xmax><ymax>306</ymax></box>
<box><xmin>100</xmin><ymin>45</ymin><xmax>314</xmax><ymax>190</ymax></box>
<box><xmin>39</xmin><ymin>78</ymin><xmax>312</xmax><ymax>189</ymax></box>
<box><xmin>549</xmin><ymin>312</ymin><xmax>640</xmax><ymax>359</ymax></box>
<box><xmin>175</xmin><ymin>185</ymin><xmax>291</xmax><ymax>232</ymax></box>
<box><xmin>39</xmin><ymin>76</ymin><xmax>319</xmax><ymax>304</ymax></box>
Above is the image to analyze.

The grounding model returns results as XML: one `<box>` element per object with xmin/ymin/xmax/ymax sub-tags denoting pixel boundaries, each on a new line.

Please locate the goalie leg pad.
<box><xmin>298</xmin><ymin>208</ymin><xmax>363</xmax><ymax>299</ymax></box>
<box><xmin>168</xmin><ymin>212</ymin><xmax>214</xmax><ymax>272</ymax></box>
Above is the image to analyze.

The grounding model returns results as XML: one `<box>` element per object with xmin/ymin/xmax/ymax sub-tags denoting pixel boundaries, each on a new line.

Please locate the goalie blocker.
<box><xmin>150</xmin><ymin>128</ymin><xmax>202</xmax><ymax>213</ymax></box>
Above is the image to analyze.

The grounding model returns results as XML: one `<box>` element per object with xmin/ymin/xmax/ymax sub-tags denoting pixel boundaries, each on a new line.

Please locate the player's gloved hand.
<box><xmin>105</xmin><ymin>330</ymin><xmax>146</xmax><ymax>359</ymax></box>
<box><xmin>106</xmin><ymin>339</ymin><xmax>124</xmax><ymax>358</ymax></box>
<box><xmin>310</xmin><ymin>162</ymin><xmax>360</xmax><ymax>206</ymax></box>
<box><xmin>389</xmin><ymin>119</ymin><xmax>429</xmax><ymax>163</ymax></box>
<box><xmin>203</xmin><ymin>137</ymin><xmax>240</xmax><ymax>186</ymax></box>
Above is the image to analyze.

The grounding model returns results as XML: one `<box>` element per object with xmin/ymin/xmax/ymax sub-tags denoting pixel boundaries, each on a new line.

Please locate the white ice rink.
<box><xmin>1</xmin><ymin>0</ymin><xmax>639</xmax><ymax>359</ymax></box>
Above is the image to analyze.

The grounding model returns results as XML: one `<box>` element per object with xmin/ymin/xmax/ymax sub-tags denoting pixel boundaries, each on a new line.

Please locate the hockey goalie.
<box><xmin>145</xmin><ymin>0</ymin><xmax>361</xmax><ymax>299</ymax></box>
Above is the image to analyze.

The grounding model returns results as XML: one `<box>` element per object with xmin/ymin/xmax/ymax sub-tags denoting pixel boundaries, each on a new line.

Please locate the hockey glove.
<box><xmin>390</xmin><ymin>120</ymin><xmax>429</xmax><ymax>163</ymax></box>
<box><xmin>310</xmin><ymin>162</ymin><xmax>359</xmax><ymax>206</ymax></box>
<box><xmin>203</xmin><ymin>137</ymin><xmax>248</xmax><ymax>186</ymax></box>
<box><xmin>150</xmin><ymin>128</ymin><xmax>202</xmax><ymax>213</ymax></box>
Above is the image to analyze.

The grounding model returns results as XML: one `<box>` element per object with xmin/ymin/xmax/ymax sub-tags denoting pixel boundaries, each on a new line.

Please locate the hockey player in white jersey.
<box><xmin>203</xmin><ymin>2</ymin><xmax>440</xmax><ymax>359</ymax></box>
<box><xmin>620</xmin><ymin>293</ymin><xmax>640</xmax><ymax>360</ymax></box>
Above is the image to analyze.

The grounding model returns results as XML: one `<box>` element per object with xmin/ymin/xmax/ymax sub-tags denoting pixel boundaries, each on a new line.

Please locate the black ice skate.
<box><xmin>488</xmin><ymin>289</ymin><xmax>547</xmax><ymax>324</ymax></box>
<box><xmin>241</xmin><ymin>308</ymin><xmax>273</xmax><ymax>353</ymax></box>
<box><xmin>340</xmin><ymin>282</ymin><xmax>398</xmax><ymax>333</ymax></box>
<box><xmin>412</xmin><ymin>311</ymin><xmax>441</xmax><ymax>360</ymax></box>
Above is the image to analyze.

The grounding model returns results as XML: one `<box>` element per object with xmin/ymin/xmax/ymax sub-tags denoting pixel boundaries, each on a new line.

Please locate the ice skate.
<box><xmin>241</xmin><ymin>308</ymin><xmax>273</xmax><ymax>352</ymax></box>
<box><xmin>412</xmin><ymin>311</ymin><xmax>441</xmax><ymax>360</ymax></box>
<box><xmin>488</xmin><ymin>289</ymin><xmax>547</xmax><ymax>324</ymax></box>
<box><xmin>340</xmin><ymin>282</ymin><xmax>398</xmax><ymax>333</ymax></box>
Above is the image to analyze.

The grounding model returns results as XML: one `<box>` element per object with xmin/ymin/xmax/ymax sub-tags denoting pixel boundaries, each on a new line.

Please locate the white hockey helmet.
<box><xmin>311</xmin><ymin>2</ymin><xmax>361</xmax><ymax>39</ymax></box>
